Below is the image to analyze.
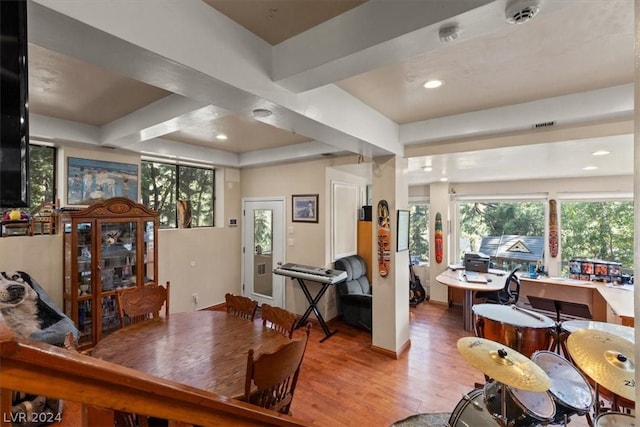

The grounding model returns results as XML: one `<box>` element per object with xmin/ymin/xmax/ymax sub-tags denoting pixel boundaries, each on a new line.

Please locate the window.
<box><xmin>457</xmin><ymin>200</ymin><xmax>545</xmax><ymax>270</ymax></box>
<box><xmin>141</xmin><ymin>160</ymin><xmax>214</xmax><ymax>228</ymax></box>
<box><xmin>29</xmin><ymin>144</ymin><xmax>56</xmax><ymax>212</ymax></box>
<box><xmin>560</xmin><ymin>200</ymin><xmax>634</xmax><ymax>273</ymax></box>
<box><xmin>409</xmin><ymin>203</ymin><xmax>429</xmax><ymax>263</ymax></box>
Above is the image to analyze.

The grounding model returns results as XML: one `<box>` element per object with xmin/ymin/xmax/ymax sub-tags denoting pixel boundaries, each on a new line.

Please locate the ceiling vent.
<box><xmin>505</xmin><ymin>0</ymin><xmax>540</xmax><ymax>24</ymax></box>
<box><xmin>533</xmin><ymin>121</ymin><xmax>556</xmax><ymax>129</ymax></box>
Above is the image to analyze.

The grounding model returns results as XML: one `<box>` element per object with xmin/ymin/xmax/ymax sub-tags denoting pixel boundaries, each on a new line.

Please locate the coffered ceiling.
<box><xmin>26</xmin><ymin>0</ymin><xmax>634</xmax><ymax>185</ymax></box>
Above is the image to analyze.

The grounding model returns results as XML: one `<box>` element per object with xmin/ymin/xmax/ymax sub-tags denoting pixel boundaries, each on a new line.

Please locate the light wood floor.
<box><xmin>291</xmin><ymin>301</ymin><xmax>594</xmax><ymax>426</ymax></box>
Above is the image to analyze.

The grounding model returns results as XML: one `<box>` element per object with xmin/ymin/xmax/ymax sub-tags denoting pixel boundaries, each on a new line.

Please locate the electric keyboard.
<box><xmin>273</xmin><ymin>263</ymin><xmax>347</xmax><ymax>285</ymax></box>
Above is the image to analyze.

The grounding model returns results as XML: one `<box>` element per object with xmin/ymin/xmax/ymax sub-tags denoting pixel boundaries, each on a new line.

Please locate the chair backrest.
<box><xmin>334</xmin><ymin>255</ymin><xmax>370</xmax><ymax>296</ymax></box>
<box><xmin>243</xmin><ymin>323</ymin><xmax>311</xmax><ymax>414</ymax></box>
<box><xmin>261</xmin><ymin>304</ymin><xmax>298</xmax><ymax>338</ymax></box>
<box><xmin>225</xmin><ymin>293</ymin><xmax>258</xmax><ymax>321</ymax></box>
<box><xmin>499</xmin><ymin>267</ymin><xmax>520</xmax><ymax>304</ymax></box>
<box><xmin>117</xmin><ymin>282</ymin><xmax>170</xmax><ymax>328</ymax></box>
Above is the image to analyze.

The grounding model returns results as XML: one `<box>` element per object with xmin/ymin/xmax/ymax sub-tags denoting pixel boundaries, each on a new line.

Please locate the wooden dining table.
<box><xmin>92</xmin><ymin>310</ymin><xmax>291</xmax><ymax>398</ymax></box>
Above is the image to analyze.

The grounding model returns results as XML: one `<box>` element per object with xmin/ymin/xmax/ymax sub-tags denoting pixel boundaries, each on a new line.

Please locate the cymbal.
<box><xmin>457</xmin><ymin>337</ymin><xmax>551</xmax><ymax>392</ymax></box>
<box><xmin>567</xmin><ymin>328</ymin><xmax>635</xmax><ymax>402</ymax></box>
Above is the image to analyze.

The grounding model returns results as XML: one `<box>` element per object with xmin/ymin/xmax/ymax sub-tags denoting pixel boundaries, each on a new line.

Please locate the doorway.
<box><xmin>242</xmin><ymin>198</ymin><xmax>285</xmax><ymax>307</ymax></box>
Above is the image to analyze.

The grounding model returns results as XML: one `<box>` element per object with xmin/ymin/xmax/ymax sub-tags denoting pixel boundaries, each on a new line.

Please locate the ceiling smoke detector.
<box><xmin>505</xmin><ymin>0</ymin><xmax>540</xmax><ymax>24</ymax></box>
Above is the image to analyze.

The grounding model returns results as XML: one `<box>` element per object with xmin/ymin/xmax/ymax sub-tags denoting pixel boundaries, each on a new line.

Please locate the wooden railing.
<box><xmin>0</xmin><ymin>319</ymin><xmax>310</xmax><ymax>426</ymax></box>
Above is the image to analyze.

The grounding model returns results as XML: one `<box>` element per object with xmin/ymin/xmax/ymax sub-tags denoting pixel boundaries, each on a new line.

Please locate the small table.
<box><xmin>436</xmin><ymin>268</ymin><xmax>506</xmax><ymax>331</ymax></box>
<box><xmin>92</xmin><ymin>311</ymin><xmax>291</xmax><ymax>398</ymax></box>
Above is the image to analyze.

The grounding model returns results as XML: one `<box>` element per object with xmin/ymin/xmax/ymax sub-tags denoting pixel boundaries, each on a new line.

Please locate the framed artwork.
<box><xmin>67</xmin><ymin>157</ymin><xmax>138</xmax><ymax>205</ymax></box>
<box><xmin>396</xmin><ymin>209</ymin><xmax>410</xmax><ymax>252</ymax></box>
<box><xmin>292</xmin><ymin>194</ymin><xmax>319</xmax><ymax>223</ymax></box>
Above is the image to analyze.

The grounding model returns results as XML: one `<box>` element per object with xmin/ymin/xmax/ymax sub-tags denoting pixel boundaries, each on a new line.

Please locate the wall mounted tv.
<box><xmin>0</xmin><ymin>0</ymin><xmax>30</xmax><ymax>207</ymax></box>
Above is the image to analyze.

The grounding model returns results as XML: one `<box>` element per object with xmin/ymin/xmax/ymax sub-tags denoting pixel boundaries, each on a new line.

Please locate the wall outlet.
<box><xmin>192</xmin><ymin>293</ymin><xmax>199</xmax><ymax>305</ymax></box>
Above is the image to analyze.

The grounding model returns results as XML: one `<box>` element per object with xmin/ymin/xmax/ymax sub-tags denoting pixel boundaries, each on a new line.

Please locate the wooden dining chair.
<box><xmin>224</xmin><ymin>293</ymin><xmax>258</xmax><ymax>321</ymax></box>
<box><xmin>117</xmin><ymin>282</ymin><xmax>170</xmax><ymax>328</ymax></box>
<box><xmin>242</xmin><ymin>323</ymin><xmax>312</xmax><ymax>415</ymax></box>
<box><xmin>261</xmin><ymin>303</ymin><xmax>298</xmax><ymax>338</ymax></box>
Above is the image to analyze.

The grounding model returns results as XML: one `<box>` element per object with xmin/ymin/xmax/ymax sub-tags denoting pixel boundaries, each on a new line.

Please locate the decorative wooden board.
<box><xmin>435</xmin><ymin>212</ymin><xmax>443</xmax><ymax>264</ymax></box>
<box><xmin>549</xmin><ymin>199</ymin><xmax>558</xmax><ymax>258</ymax></box>
<box><xmin>377</xmin><ymin>200</ymin><xmax>391</xmax><ymax>277</ymax></box>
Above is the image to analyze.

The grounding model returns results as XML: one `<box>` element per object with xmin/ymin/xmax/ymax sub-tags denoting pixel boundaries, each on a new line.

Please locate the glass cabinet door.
<box><xmin>76</xmin><ymin>222</ymin><xmax>93</xmax><ymax>297</ymax></box>
<box><xmin>101</xmin><ymin>295</ymin><xmax>120</xmax><ymax>337</ymax></box>
<box><xmin>143</xmin><ymin>220</ymin><xmax>155</xmax><ymax>284</ymax></box>
<box><xmin>100</xmin><ymin>221</ymin><xmax>137</xmax><ymax>291</ymax></box>
<box><xmin>77</xmin><ymin>299</ymin><xmax>93</xmax><ymax>347</ymax></box>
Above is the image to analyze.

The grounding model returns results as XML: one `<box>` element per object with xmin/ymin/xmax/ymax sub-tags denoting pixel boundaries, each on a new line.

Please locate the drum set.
<box><xmin>448</xmin><ymin>304</ymin><xmax>636</xmax><ymax>427</ymax></box>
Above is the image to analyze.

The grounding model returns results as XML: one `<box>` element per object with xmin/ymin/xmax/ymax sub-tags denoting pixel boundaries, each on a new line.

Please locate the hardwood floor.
<box><xmin>290</xmin><ymin>302</ymin><xmax>593</xmax><ymax>426</ymax></box>
<box><xmin>57</xmin><ymin>301</ymin><xmax>597</xmax><ymax>426</ymax></box>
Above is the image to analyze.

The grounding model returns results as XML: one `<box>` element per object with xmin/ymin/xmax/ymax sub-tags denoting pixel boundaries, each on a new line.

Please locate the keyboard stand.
<box><xmin>292</xmin><ymin>277</ymin><xmax>338</xmax><ymax>342</ymax></box>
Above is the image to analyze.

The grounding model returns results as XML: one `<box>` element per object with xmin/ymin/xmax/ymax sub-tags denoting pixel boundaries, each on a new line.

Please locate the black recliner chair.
<box><xmin>476</xmin><ymin>266</ymin><xmax>520</xmax><ymax>305</ymax></box>
<box><xmin>334</xmin><ymin>255</ymin><xmax>372</xmax><ymax>331</ymax></box>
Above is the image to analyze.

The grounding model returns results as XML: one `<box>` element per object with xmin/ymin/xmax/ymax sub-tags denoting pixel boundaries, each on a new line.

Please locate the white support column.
<box><xmin>371</xmin><ymin>155</ymin><xmax>410</xmax><ymax>356</ymax></box>
<box><xmin>633</xmin><ymin>0</ymin><xmax>640</xmax><ymax>407</ymax></box>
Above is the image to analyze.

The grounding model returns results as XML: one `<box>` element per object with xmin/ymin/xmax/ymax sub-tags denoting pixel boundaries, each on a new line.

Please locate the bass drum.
<box><xmin>472</xmin><ymin>304</ymin><xmax>555</xmax><ymax>358</ymax></box>
<box><xmin>448</xmin><ymin>388</ymin><xmax>500</xmax><ymax>427</ymax></box>
<box><xmin>594</xmin><ymin>412</ymin><xmax>636</xmax><ymax>426</ymax></box>
<box><xmin>531</xmin><ymin>350</ymin><xmax>593</xmax><ymax>423</ymax></box>
<box><xmin>483</xmin><ymin>380</ymin><xmax>555</xmax><ymax>427</ymax></box>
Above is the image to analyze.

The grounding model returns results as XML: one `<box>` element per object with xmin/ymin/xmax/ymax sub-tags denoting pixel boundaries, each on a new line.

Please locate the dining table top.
<box><xmin>92</xmin><ymin>310</ymin><xmax>291</xmax><ymax>399</ymax></box>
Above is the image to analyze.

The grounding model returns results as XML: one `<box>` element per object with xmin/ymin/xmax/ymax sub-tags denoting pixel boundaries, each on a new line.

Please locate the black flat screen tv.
<box><xmin>0</xmin><ymin>0</ymin><xmax>30</xmax><ymax>208</ymax></box>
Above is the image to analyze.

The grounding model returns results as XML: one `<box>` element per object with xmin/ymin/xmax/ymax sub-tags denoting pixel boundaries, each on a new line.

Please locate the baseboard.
<box><xmin>371</xmin><ymin>339</ymin><xmax>411</xmax><ymax>360</ymax></box>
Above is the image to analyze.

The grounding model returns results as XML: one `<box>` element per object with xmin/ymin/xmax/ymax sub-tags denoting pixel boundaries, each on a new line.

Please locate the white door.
<box><xmin>242</xmin><ymin>198</ymin><xmax>285</xmax><ymax>307</ymax></box>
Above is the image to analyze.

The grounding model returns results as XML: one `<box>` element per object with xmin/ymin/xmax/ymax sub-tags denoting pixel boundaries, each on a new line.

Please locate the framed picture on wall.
<box><xmin>397</xmin><ymin>209</ymin><xmax>410</xmax><ymax>252</ymax></box>
<box><xmin>67</xmin><ymin>157</ymin><xmax>138</xmax><ymax>205</ymax></box>
<box><xmin>292</xmin><ymin>194</ymin><xmax>319</xmax><ymax>223</ymax></box>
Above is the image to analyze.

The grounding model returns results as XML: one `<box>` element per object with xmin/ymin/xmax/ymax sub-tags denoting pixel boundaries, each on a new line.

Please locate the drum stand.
<box><xmin>526</xmin><ymin>296</ymin><xmax>591</xmax><ymax>356</ymax></box>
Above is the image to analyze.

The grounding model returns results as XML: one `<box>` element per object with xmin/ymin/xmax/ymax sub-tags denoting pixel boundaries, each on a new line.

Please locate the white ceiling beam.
<box><xmin>272</xmin><ymin>0</ymin><xmax>493</xmax><ymax>93</ymax></box>
<box><xmin>28</xmin><ymin>0</ymin><xmax>400</xmax><ymax>157</ymax></box>
<box><xmin>100</xmin><ymin>95</ymin><xmax>227</xmax><ymax>148</ymax></box>
<box><xmin>136</xmin><ymin>138</ymin><xmax>240</xmax><ymax>167</ymax></box>
<box><xmin>238</xmin><ymin>141</ymin><xmax>344</xmax><ymax>168</ymax></box>
<box><xmin>30</xmin><ymin>114</ymin><xmax>101</xmax><ymax>146</ymax></box>
<box><xmin>401</xmin><ymin>84</ymin><xmax>634</xmax><ymax>147</ymax></box>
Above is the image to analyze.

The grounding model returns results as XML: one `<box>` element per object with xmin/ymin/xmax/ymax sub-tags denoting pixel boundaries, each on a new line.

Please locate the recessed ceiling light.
<box><xmin>216</xmin><ymin>133</ymin><xmax>228</xmax><ymax>140</ymax></box>
<box><xmin>423</xmin><ymin>80</ymin><xmax>443</xmax><ymax>89</ymax></box>
<box><xmin>252</xmin><ymin>108</ymin><xmax>273</xmax><ymax>118</ymax></box>
<box><xmin>592</xmin><ymin>150</ymin><xmax>610</xmax><ymax>156</ymax></box>
<box><xmin>583</xmin><ymin>166</ymin><xmax>598</xmax><ymax>171</ymax></box>
<box><xmin>439</xmin><ymin>23</ymin><xmax>459</xmax><ymax>43</ymax></box>
<box><xmin>439</xmin><ymin>177</ymin><xmax>448</xmax><ymax>182</ymax></box>
<box><xmin>422</xmin><ymin>166</ymin><xmax>433</xmax><ymax>172</ymax></box>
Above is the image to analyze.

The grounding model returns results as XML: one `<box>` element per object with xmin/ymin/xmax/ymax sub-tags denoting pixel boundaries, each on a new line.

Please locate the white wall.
<box><xmin>241</xmin><ymin>156</ymin><xmax>367</xmax><ymax>320</ymax></box>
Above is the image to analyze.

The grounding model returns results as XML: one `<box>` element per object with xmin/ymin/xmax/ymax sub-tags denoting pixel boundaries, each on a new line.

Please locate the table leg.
<box><xmin>294</xmin><ymin>278</ymin><xmax>338</xmax><ymax>342</ymax></box>
<box><xmin>463</xmin><ymin>289</ymin><xmax>474</xmax><ymax>332</ymax></box>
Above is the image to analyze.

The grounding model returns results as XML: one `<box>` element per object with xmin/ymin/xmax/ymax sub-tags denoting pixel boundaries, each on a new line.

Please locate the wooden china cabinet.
<box><xmin>61</xmin><ymin>197</ymin><xmax>159</xmax><ymax>350</ymax></box>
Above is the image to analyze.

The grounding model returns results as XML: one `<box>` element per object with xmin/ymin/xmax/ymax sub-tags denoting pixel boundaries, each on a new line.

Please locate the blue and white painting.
<box><xmin>67</xmin><ymin>157</ymin><xmax>138</xmax><ymax>205</ymax></box>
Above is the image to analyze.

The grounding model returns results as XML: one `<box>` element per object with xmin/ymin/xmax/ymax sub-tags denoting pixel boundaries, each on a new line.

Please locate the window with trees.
<box><xmin>560</xmin><ymin>200</ymin><xmax>633</xmax><ymax>273</ymax></box>
<box><xmin>409</xmin><ymin>203</ymin><xmax>429</xmax><ymax>263</ymax></box>
<box><xmin>457</xmin><ymin>199</ymin><xmax>545</xmax><ymax>269</ymax></box>
<box><xmin>141</xmin><ymin>160</ymin><xmax>214</xmax><ymax>228</ymax></box>
<box><xmin>28</xmin><ymin>144</ymin><xmax>56</xmax><ymax>213</ymax></box>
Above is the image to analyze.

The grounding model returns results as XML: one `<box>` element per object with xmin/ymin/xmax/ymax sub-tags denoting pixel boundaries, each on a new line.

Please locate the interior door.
<box><xmin>242</xmin><ymin>198</ymin><xmax>285</xmax><ymax>307</ymax></box>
